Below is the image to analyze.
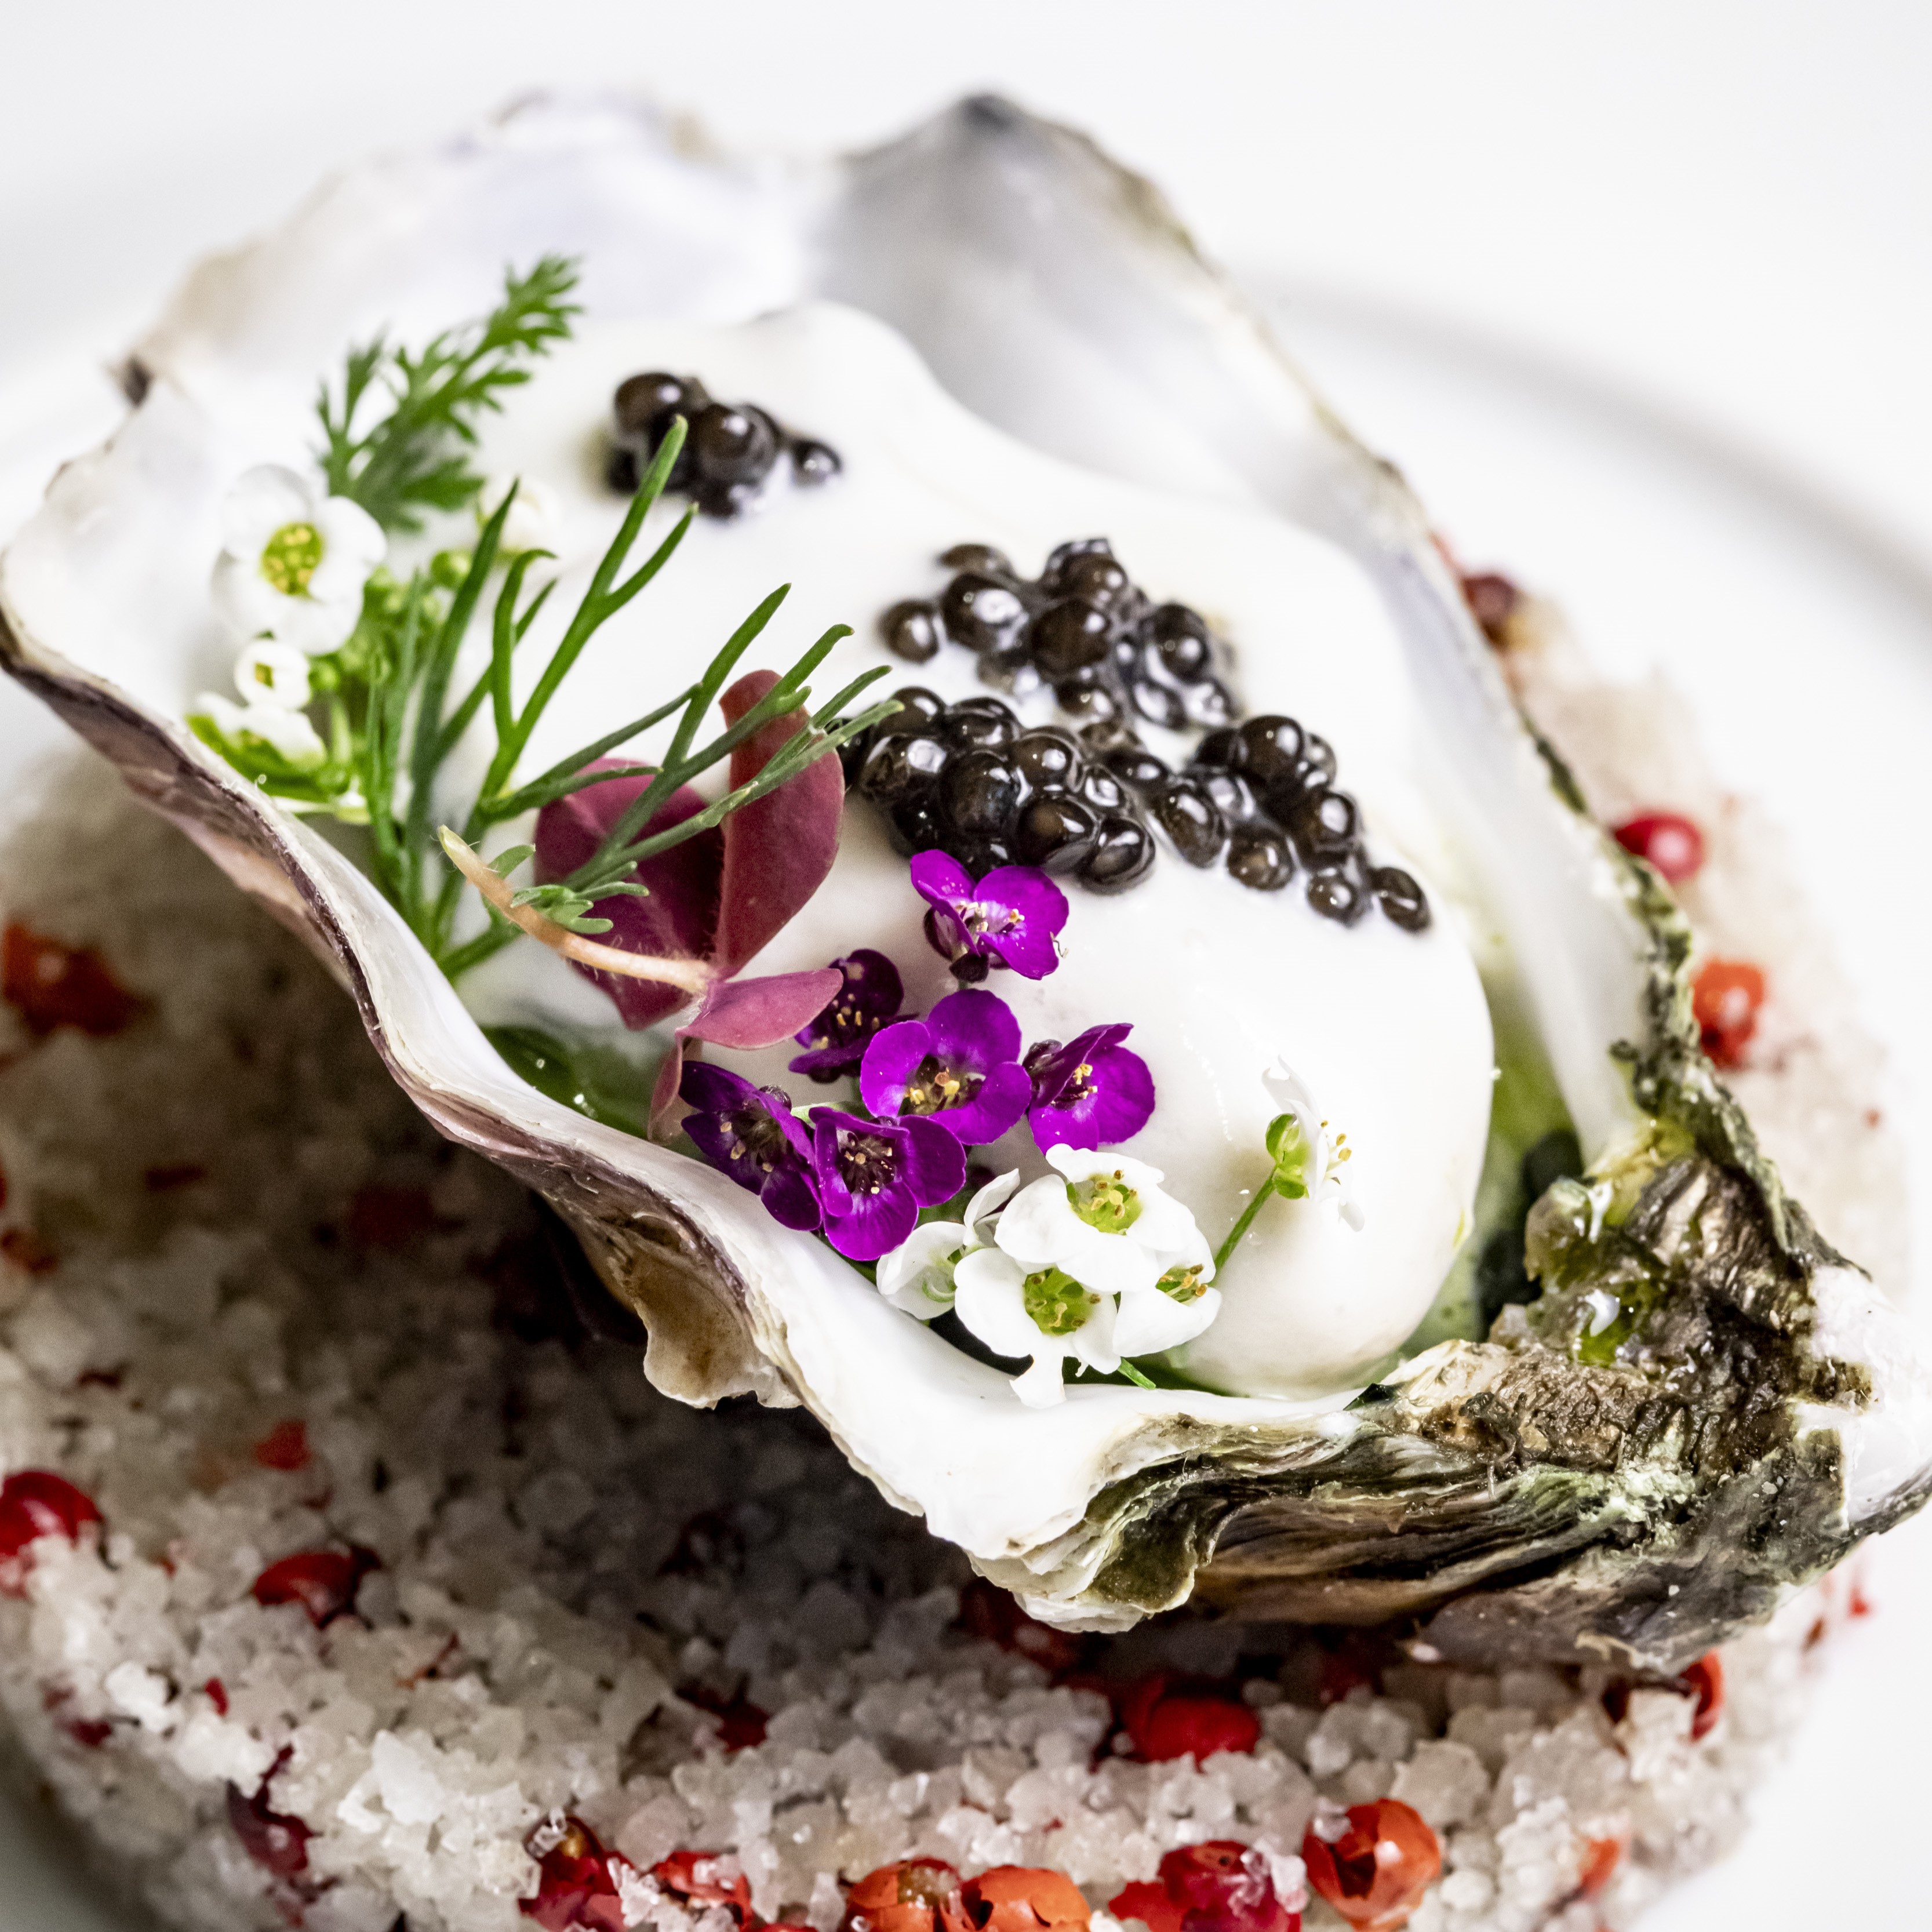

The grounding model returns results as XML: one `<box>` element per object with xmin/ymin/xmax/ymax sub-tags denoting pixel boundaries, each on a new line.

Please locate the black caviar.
<box><xmin>879</xmin><ymin>537</ymin><xmax>1235</xmax><ymax>729</ymax></box>
<box><xmin>843</xmin><ymin>690</ymin><xmax>1155</xmax><ymax>894</ymax></box>
<box><xmin>858</xmin><ymin>541</ymin><xmax>1432</xmax><ymax>934</ymax></box>
<box><xmin>607</xmin><ymin>372</ymin><xmax>840</xmax><ymax>518</ymax></box>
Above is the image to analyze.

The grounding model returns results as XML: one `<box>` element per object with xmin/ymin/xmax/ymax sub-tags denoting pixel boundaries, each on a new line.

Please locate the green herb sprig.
<box><xmin>318</xmin><ymin>254</ymin><xmax>580</xmax><ymax>532</ymax></box>
<box><xmin>195</xmin><ymin>265</ymin><xmax>900</xmax><ymax>986</ymax></box>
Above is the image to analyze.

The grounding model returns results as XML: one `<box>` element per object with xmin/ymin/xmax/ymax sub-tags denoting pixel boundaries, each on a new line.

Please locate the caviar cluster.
<box><xmin>845</xmin><ymin>689</ymin><xmax>1155</xmax><ymax>893</ymax></box>
<box><xmin>879</xmin><ymin>539</ymin><xmax>1235</xmax><ymax>731</ymax></box>
<box><xmin>606</xmin><ymin>372</ymin><xmax>841</xmax><ymax>518</ymax></box>
<box><xmin>843</xmin><ymin>687</ymin><xmax>1430</xmax><ymax>928</ymax></box>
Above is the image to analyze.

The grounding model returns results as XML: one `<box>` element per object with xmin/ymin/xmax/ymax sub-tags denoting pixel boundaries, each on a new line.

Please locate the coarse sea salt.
<box><xmin>0</xmin><ymin>760</ymin><xmax>1873</xmax><ymax>1932</ymax></box>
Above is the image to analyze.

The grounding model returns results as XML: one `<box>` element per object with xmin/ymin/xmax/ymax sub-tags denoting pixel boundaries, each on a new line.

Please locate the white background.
<box><xmin>4</xmin><ymin>5</ymin><xmax>1931</xmax><ymax>1927</ymax></box>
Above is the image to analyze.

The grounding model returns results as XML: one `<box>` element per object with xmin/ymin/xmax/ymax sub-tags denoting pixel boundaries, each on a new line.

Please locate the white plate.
<box><xmin>1</xmin><ymin>293</ymin><xmax>1926</xmax><ymax>1930</ymax></box>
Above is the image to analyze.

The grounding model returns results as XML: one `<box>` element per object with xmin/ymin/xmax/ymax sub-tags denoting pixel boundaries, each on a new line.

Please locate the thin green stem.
<box><xmin>1213</xmin><ymin>1188</ymin><xmax>1276</xmax><ymax>1274</ymax></box>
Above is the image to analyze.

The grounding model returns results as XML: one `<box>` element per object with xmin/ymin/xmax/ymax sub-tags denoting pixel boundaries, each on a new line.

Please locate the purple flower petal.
<box><xmin>822</xmin><ymin>1185</ymin><xmax>918</xmax><ymax>1262</ymax></box>
<box><xmin>857</xmin><ymin>1019</ymin><xmax>934</xmax><ymax>1119</ymax></box>
<box><xmin>972</xmin><ymin>867</ymin><xmax>1068</xmax><ymax>979</ymax></box>
<box><xmin>858</xmin><ymin>990</ymin><xmax>1031</xmax><ymax>1146</ymax></box>
<box><xmin>679</xmin><ymin>1062</ymin><xmax>821</xmax><ymax>1225</ymax></box>
<box><xmin>789</xmin><ymin>949</ymin><xmax>908</xmax><ymax>1081</ymax></box>
<box><xmin>896</xmin><ymin>1114</ymin><xmax>969</xmax><ymax>1208</ymax></box>
<box><xmin>1025</xmin><ymin>1024</ymin><xmax>1156</xmax><ymax>1152</ymax></box>
<box><xmin>909</xmin><ymin>851</ymin><xmax>1068</xmax><ymax>982</ymax></box>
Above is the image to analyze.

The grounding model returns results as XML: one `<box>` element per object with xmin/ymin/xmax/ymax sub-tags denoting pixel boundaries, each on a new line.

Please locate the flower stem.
<box><xmin>437</xmin><ymin>829</ymin><xmax>712</xmax><ymax>993</ymax></box>
<box><xmin>1213</xmin><ymin>1188</ymin><xmax>1275</xmax><ymax>1274</ymax></box>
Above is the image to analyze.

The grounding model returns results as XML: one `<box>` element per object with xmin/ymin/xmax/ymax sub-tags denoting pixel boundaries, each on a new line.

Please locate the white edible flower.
<box><xmin>952</xmin><ymin>1148</ymin><xmax>1218</xmax><ymax>1407</ymax></box>
<box><xmin>212</xmin><ymin>464</ymin><xmax>385</xmax><ymax>656</ymax></box>
<box><xmin>998</xmin><ymin>1147</ymin><xmax>1210</xmax><ymax>1295</ymax></box>
<box><xmin>1262</xmin><ymin>1059</ymin><xmax>1363</xmax><ymax>1231</ymax></box>
<box><xmin>195</xmin><ymin>692</ymin><xmax>328</xmax><ymax>771</ymax></box>
<box><xmin>875</xmin><ymin>1170</ymin><xmax>1018</xmax><ymax>1320</ymax></box>
<box><xmin>953</xmin><ymin>1245</ymin><xmax>1120</xmax><ymax>1407</ymax></box>
<box><xmin>479</xmin><ymin>472</ymin><xmax>563</xmax><ymax>556</ymax></box>
<box><xmin>232</xmin><ymin>639</ymin><xmax>313</xmax><ymax>710</ymax></box>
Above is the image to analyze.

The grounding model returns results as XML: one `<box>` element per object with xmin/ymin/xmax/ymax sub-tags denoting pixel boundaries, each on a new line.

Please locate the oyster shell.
<box><xmin>2</xmin><ymin>93</ymin><xmax>1926</xmax><ymax>1667</ymax></box>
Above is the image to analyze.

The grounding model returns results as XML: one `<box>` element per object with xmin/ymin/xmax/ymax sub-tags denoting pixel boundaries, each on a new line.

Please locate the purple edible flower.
<box><xmin>1024</xmin><ymin>1024</ymin><xmax>1156</xmax><ymax>1152</ymax></box>
<box><xmin>909</xmin><ymin>850</ymin><xmax>1068</xmax><ymax>984</ymax></box>
<box><xmin>808</xmin><ymin>1107</ymin><xmax>966</xmax><ymax>1261</ymax></box>
<box><xmin>788</xmin><ymin>950</ymin><xmax>908</xmax><ymax>1083</ymax></box>
<box><xmin>679</xmin><ymin>1063</ymin><xmax>823</xmax><ymax>1232</ymax></box>
<box><xmin>858</xmin><ymin>988</ymin><xmax>1032</xmax><ymax>1147</ymax></box>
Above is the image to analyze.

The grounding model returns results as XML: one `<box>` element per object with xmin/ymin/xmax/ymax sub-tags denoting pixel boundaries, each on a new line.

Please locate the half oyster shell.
<box><xmin>2</xmin><ymin>94</ymin><xmax>1926</xmax><ymax>1668</ymax></box>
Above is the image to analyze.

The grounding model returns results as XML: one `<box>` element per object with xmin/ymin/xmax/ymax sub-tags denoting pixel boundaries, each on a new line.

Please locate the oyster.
<box><xmin>2</xmin><ymin>94</ymin><xmax>1926</xmax><ymax>1668</ymax></box>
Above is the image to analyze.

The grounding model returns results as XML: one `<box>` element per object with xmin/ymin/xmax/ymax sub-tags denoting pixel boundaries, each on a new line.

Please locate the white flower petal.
<box><xmin>310</xmin><ymin>494</ymin><xmax>387</xmax><ymax>596</ymax></box>
<box><xmin>196</xmin><ymin>692</ymin><xmax>249</xmax><ymax>737</ymax></box>
<box><xmin>1011</xmin><ymin>1355</ymin><xmax>1071</xmax><ymax>1407</ymax></box>
<box><xmin>479</xmin><ymin>474</ymin><xmax>562</xmax><ymax>556</ymax></box>
<box><xmin>952</xmin><ymin>1249</ymin><xmax>1041</xmax><ymax>1360</ymax></box>
<box><xmin>220</xmin><ymin>464</ymin><xmax>315</xmax><ymax>558</ymax></box>
<box><xmin>232</xmin><ymin>641</ymin><xmax>312</xmax><ymax>708</ymax></box>
<box><xmin>1066</xmin><ymin>1291</ymin><xmax>1119</xmax><ymax>1374</ymax></box>
<box><xmin>1054</xmin><ymin>1223</ymin><xmax>1160</xmax><ymax>1298</ymax></box>
<box><xmin>211</xmin><ymin>555</ymin><xmax>286</xmax><ymax>641</ymax></box>
<box><xmin>240</xmin><ymin>704</ymin><xmax>327</xmax><ymax>769</ymax></box>
<box><xmin>963</xmin><ymin>1168</ymin><xmax>1021</xmax><ymax>1240</ymax></box>
<box><xmin>876</xmin><ymin>1221</ymin><xmax>969</xmax><ymax>1318</ymax></box>
<box><xmin>1114</xmin><ymin>1284</ymin><xmax>1221</xmax><ymax>1358</ymax></box>
<box><xmin>1047</xmin><ymin>1146</ymin><xmax>1166</xmax><ymax>1191</ymax></box>
<box><xmin>276</xmin><ymin>592</ymin><xmax>364</xmax><ymax>657</ymax></box>
<box><xmin>992</xmin><ymin>1175</ymin><xmax>1087</xmax><ymax>1267</ymax></box>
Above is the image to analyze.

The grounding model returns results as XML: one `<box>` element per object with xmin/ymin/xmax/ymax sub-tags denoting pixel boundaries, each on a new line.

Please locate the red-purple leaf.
<box><xmin>536</xmin><ymin>776</ymin><xmax>721</xmax><ymax>1031</ymax></box>
<box><xmin>531</xmin><ymin>671</ymin><xmax>846</xmax><ymax>1035</ymax></box>
<box><xmin>712</xmin><ymin>672</ymin><xmax>846</xmax><ymax>980</ymax></box>
<box><xmin>649</xmin><ymin>967</ymin><xmax>843</xmax><ymax>1129</ymax></box>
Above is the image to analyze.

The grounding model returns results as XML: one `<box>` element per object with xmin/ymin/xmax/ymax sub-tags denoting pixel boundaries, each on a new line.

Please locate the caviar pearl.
<box><xmin>1228</xmin><ymin>827</ymin><xmax>1294</xmax><ymax>891</ymax></box>
<box><xmin>607</xmin><ymin>372</ymin><xmax>838</xmax><ymax>519</ymax></box>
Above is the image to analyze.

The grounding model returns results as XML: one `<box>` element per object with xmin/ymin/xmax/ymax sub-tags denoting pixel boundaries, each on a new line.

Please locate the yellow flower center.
<box><xmin>1022</xmin><ymin>1265</ymin><xmax>1094</xmax><ymax>1337</ymax></box>
<box><xmin>1067</xmin><ymin>1170</ymin><xmax>1141</xmax><ymax>1235</ymax></box>
<box><xmin>259</xmin><ymin>521</ymin><xmax>324</xmax><ymax>598</ymax></box>
<box><xmin>1157</xmin><ymin>1264</ymin><xmax>1207</xmax><ymax>1304</ymax></box>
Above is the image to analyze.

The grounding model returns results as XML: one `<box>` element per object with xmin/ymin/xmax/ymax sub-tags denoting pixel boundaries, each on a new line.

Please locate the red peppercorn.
<box><xmin>0</xmin><ymin>1470</ymin><xmax>103</xmax><ymax>1595</ymax></box>
<box><xmin>144</xmin><ymin>1162</ymin><xmax>208</xmax><ymax>1192</ymax></box>
<box><xmin>0</xmin><ymin>1228</ymin><xmax>57</xmax><ymax>1275</ymax></box>
<box><xmin>1678</xmin><ymin>1651</ymin><xmax>1724</xmax><ymax>1741</ymax></box>
<box><xmin>522</xmin><ymin>1814</ymin><xmax>627</xmax><ymax>1932</ymax></box>
<box><xmin>1613</xmin><ymin>812</ymin><xmax>1705</xmax><ymax>885</ymax></box>
<box><xmin>958</xmin><ymin>1867</ymin><xmax>1090</xmax><ymax>1932</ymax></box>
<box><xmin>682</xmin><ymin>1682</ymin><xmax>769</xmax><ymax>1751</ymax></box>
<box><xmin>250</xmin><ymin>1545</ymin><xmax>379</xmax><ymax>1627</ymax></box>
<box><xmin>1577</xmin><ymin>1835</ymin><xmax>1623</xmax><ymax>1900</ymax></box>
<box><xmin>1110</xmin><ymin>1842</ymin><xmax>1300</xmax><ymax>1932</ymax></box>
<box><xmin>227</xmin><ymin>1748</ymin><xmax>313</xmax><ymax>1880</ymax></box>
<box><xmin>654</xmin><ymin>1849</ymin><xmax>754</xmax><ymax>1920</ymax></box>
<box><xmin>346</xmin><ymin>1184</ymin><xmax>436</xmax><ymax>1251</ymax></box>
<box><xmin>1459</xmin><ymin>573</ymin><xmax>1521</xmax><ymax>647</ymax></box>
<box><xmin>1691</xmin><ymin>959</ymin><xmax>1765</xmax><ymax>1069</ymax></box>
<box><xmin>2</xmin><ymin>925</ymin><xmax>144</xmax><ymax>1036</ymax></box>
<box><xmin>842</xmin><ymin>1858</ymin><xmax>972</xmax><ymax>1932</ymax></box>
<box><xmin>957</xmin><ymin>1576</ymin><xmax>1090</xmax><ymax>1677</ymax></box>
<box><xmin>1118</xmin><ymin>1673</ymin><xmax>1261</xmax><ymax>1763</ymax></box>
<box><xmin>1302</xmin><ymin>1801</ymin><xmax>1440</xmax><ymax>1931</ymax></box>
<box><xmin>252</xmin><ymin>1420</ymin><xmax>312</xmax><ymax>1472</ymax></box>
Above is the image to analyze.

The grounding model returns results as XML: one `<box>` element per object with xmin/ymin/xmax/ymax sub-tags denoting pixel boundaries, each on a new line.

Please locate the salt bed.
<box><xmin>0</xmin><ymin>719</ymin><xmax>1880</xmax><ymax>1932</ymax></box>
